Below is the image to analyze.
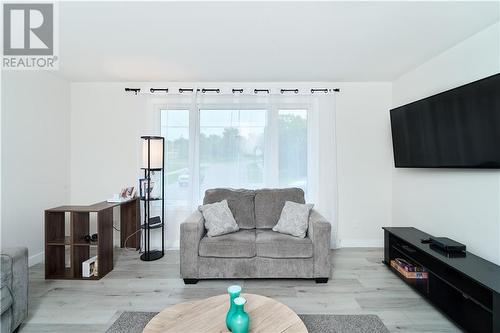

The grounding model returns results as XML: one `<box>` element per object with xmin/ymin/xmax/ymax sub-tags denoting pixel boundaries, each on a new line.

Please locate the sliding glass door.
<box><xmin>162</xmin><ymin>108</ymin><xmax>308</xmax><ymax>195</ymax></box>
<box><xmin>278</xmin><ymin>109</ymin><xmax>308</xmax><ymax>191</ymax></box>
<box><xmin>161</xmin><ymin>109</ymin><xmax>190</xmax><ymax>207</ymax></box>
<box><xmin>199</xmin><ymin>109</ymin><xmax>267</xmax><ymax>196</ymax></box>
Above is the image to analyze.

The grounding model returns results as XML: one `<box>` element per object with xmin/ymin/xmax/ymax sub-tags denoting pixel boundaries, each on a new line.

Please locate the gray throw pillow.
<box><xmin>199</xmin><ymin>200</ymin><xmax>239</xmax><ymax>237</ymax></box>
<box><xmin>272</xmin><ymin>201</ymin><xmax>314</xmax><ymax>238</ymax></box>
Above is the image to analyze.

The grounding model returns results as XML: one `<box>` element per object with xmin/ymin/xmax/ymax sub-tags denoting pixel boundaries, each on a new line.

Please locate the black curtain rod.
<box><xmin>125</xmin><ymin>87</ymin><xmax>340</xmax><ymax>94</ymax></box>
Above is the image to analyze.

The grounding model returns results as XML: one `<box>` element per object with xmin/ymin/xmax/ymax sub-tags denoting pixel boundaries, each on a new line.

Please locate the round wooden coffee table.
<box><xmin>143</xmin><ymin>293</ymin><xmax>308</xmax><ymax>333</ymax></box>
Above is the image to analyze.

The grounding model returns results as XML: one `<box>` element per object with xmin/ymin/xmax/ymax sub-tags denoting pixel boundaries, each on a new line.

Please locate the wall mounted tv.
<box><xmin>390</xmin><ymin>73</ymin><xmax>500</xmax><ymax>168</ymax></box>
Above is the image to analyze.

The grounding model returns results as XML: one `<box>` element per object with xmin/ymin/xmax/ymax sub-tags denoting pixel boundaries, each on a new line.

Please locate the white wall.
<box><xmin>70</xmin><ymin>82</ymin><xmax>393</xmax><ymax>249</ymax></box>
<box><xmin>1</xmin><ymin>71</ymin><xmax>71</xmax><ymax>266</ymax></box>
<box><xmin>70</xmin><ymin>83</ymin><xmax>147</xmax><ymax>204</ymax></box>
<box><xmin>392</xmin><ymin>22</ymin><xmax>500</xmax><ymax>264</ymax></box>
<box><xmin>393</xmin><ymin>23</ymin><xmax>500</xmax><ymax>107</ymax></box>
<box><xmin>335</xmin><ymin>82</ymin><xmax>393</xmax><ymax>247</ymax></box>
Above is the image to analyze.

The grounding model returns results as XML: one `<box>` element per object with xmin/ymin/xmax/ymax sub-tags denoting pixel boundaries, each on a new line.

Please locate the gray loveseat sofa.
<box><xmin>1</xmin><ymin>247</ymin><xmax>28</xmax><ymax>333</ymax></box>
<box><xmin>180</xmin><ymin>188</ymin><xmax>331</xmax><ymax>284</ymax></box>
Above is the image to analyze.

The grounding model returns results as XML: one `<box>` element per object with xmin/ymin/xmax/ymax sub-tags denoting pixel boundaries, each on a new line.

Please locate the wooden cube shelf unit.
<box><xmin>45</xmin><ymin>199</ymin><xmax>139</xmax><ymax>280</ymax></box>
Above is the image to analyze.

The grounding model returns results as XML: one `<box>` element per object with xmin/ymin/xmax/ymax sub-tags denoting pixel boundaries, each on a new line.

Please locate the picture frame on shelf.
<box><xmin>120</xmin><ymin>186</ymin><xmax>136</xmax><ymax>199</ymax></box>
<box><xmin>108</xmin><ymin>186</ymin><xmax>136</xmax><ymax>203</ymax></box>
<box><xmin>82</xmin><ymin>256</ymin><xmax>98</xmax><ymax>278</ymax></box>
<box><xmin>139</xmin><ymin>178</ymin><xmax>155</xmax><ymax>199</ymax></box>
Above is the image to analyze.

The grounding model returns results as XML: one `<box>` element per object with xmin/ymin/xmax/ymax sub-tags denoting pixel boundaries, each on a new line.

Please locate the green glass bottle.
<box><xmin>225</xmin><ymin>285</ymin><xmax>242</xmax><ymax>331</ymax></box>
<box><xmin>229</xmin><ymin>297</ymin><xmax>249</xmax><ymax>333</ymax></box>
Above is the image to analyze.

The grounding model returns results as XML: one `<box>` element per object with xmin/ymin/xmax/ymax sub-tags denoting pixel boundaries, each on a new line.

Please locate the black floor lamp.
<box><xmin>140</xmin><ymin>136</ymin><xmax>165</xmax><ymax>261</ymax></box>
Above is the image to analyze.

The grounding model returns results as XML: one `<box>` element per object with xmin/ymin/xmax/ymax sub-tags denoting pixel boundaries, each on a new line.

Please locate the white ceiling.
<box><xmin>59</xmin><ymin>1</ymin><xmax>499</xmax><ymax>82</ymax></box>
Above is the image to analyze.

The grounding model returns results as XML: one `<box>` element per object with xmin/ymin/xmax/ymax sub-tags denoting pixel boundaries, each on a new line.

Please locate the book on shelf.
<box><xmin>395</xmin><ymin>258</ymin><xmax>427</xmax><ymax>272</ymax></box>
<box><xmin>391</xmin><ymin>260</ymin><xmax>428</xmax><ymax>279</ymax></box>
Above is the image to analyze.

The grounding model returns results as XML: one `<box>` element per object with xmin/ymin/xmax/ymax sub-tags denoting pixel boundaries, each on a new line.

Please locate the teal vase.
<box><xmin>225</xmin><ymin>285</ymin><xmax>242</xmax><ymax>331</ymax></box>
<box><xmin>229</xmin><ymin>297</ymin><xmax>249</xmax><ymax>333</ymax></box>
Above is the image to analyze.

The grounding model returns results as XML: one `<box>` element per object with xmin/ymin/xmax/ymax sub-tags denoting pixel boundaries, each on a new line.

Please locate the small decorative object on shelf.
<box><xmin>229</xmin><ymin>297</ymin><xmax>249</xmax><ymax>333</ymax></box>
<box><xmin>140</xmin><ymin>136</ymin><xmax>165</xmax><ymax>261</ymax></box>
<box><xmin>84</xmin><ymin>233</ymin><xmax>98</xmax><ymax>243</ymax></box>
<box><xmin>226</xmin><ymin>285</ymin><xmax>242</xmax><ymax>331</ymax></box>
<box><xmin>143</xmin><ymin>216</ymin><xmax>162</xmax><ymax>229</ymax></box>
<box><xmin>107</xmin><ymin>186</ymin><xmax>136</xmax><ymax>203</ymax></box>
<box><xmin>82</xmin><ymin>256</ymin><xmax>98</xmax><ymax>278</ymax></box>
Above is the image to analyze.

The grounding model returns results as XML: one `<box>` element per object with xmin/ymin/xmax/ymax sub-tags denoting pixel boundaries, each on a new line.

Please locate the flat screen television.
<box><xmin>390</xmin><ymin>73</ymin><xmax>500</xmax><ymax>168</ymax></box>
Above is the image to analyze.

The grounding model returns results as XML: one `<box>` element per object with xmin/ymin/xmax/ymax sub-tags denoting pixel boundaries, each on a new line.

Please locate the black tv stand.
<box><xmin>383</xmin><ymin>227</ymin><xmax>500</xmax><ymax>333</ymax></box>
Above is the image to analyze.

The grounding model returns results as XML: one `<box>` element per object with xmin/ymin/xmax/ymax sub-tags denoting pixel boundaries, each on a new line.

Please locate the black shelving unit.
<box><xmin>140</xmin><ymin>136</ymin><xmax>165</xmax><ymax>261</ymax></box>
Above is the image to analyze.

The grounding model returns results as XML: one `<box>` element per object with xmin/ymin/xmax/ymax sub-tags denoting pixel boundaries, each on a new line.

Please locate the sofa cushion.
<box><xmin>199</xmin><ymin>230</ymin><xmax>256</xmax><ymax>258</ymax></box>
<box><xmin>256</xmin><ymin>229</ymin><xmax>313</xmax><ymax>259</ymax></box>
<box><xmin>254</xmin><ymin>188</ymin><xmax>305</xmax><ymax>229</ymax></box>
<box><xmin>204</xmin><ymin>188</ymin><xmax>256</xmax><ymax>229</ymax></box>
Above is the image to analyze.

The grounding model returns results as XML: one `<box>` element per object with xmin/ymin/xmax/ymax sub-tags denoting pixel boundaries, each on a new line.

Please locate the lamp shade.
<box><xmin>141</xmin><ymin>137</ymin><xmax>163</xmax><ymax>169</ymax></box>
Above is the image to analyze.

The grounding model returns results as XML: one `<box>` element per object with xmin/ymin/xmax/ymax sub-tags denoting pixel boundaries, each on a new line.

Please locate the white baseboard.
<box><xmin>29</xmin><ymin>251</ymin><xmax>44</xmax><ymax>267</ymax></box>
<box><xmin>338</xmin><ymin>238</ymin><xmax>383</xmax><ymax>248</ymax></box>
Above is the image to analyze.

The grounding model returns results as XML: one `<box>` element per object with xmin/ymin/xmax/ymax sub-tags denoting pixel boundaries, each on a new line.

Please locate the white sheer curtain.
<box><xmin>312</xmin><ymin>93</ymin><xmax>338</xmax><ymax>248</ymax></box>
<box><xmin>148</xmin><ymin>87</ymin><xmax>337</xmax><ymax>248</ymax></box>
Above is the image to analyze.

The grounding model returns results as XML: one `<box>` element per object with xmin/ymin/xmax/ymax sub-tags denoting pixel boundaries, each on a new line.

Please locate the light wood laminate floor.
<box><xmin>21</xmin><ymin>248</ymin><xmax>461</xmax><ymax>332</ymax></box>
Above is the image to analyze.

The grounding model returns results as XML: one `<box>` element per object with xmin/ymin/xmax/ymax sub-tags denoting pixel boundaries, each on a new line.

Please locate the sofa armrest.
<box><xmin>308</xmin><ymin>210</ymin><xmax>331</xmax><ymax>278</ymax></box>
<box><xmin>1</xmin><ymin>247</ymin><xmax>28</xmax><ymax>331</ymax></box>
<box><xmin>180</xmin><ymin>211</ymin><xmax>205</xmax><ymax>278</ymax></box>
